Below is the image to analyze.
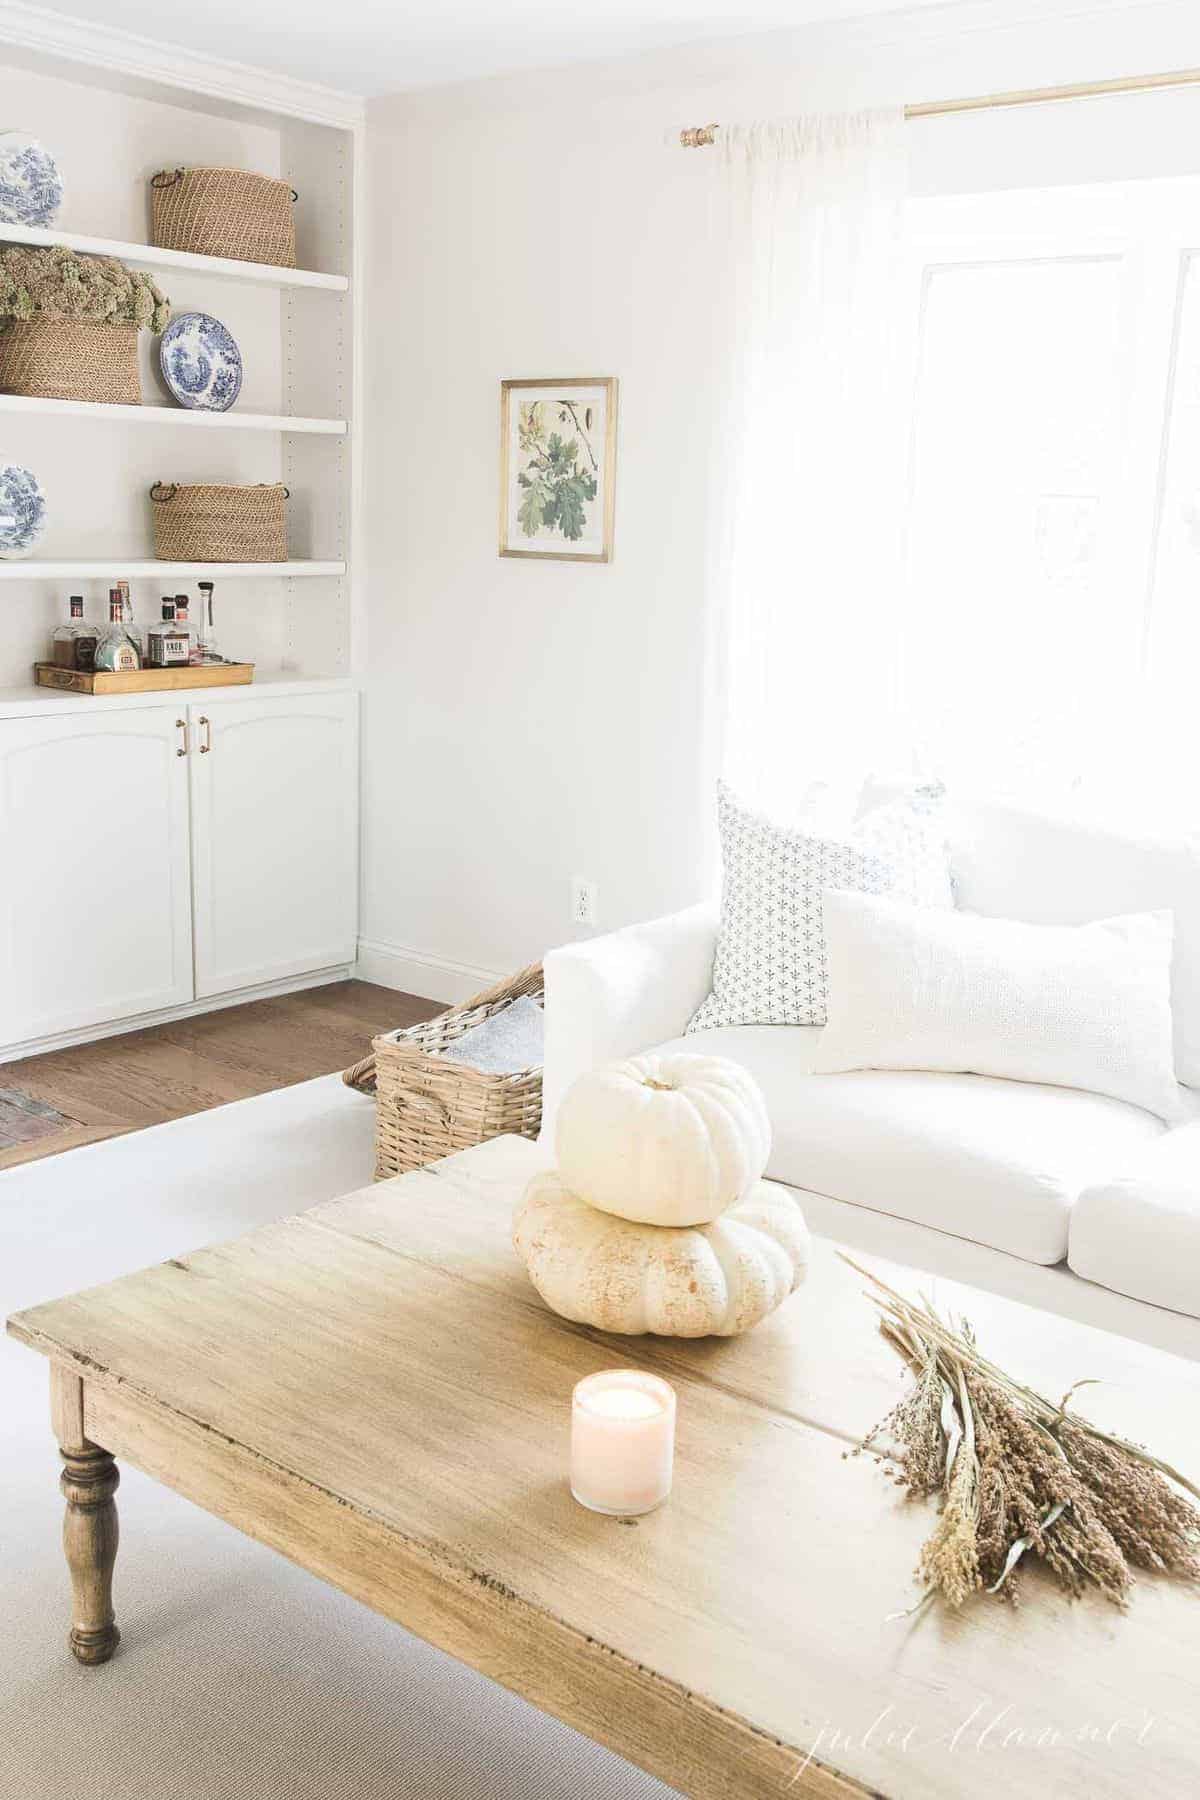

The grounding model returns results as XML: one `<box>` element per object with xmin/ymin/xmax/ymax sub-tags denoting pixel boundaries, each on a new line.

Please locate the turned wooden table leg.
<box><xmin>51</xmin><ymin>1365</ymin><xmax>120</xmax><ymax>1665</ymax></box>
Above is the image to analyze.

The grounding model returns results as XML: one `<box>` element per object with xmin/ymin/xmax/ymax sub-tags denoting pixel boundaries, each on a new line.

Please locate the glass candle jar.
<box><xmin>570</xmin><ymin>1369</ymin><xmax>676</xmax><ymax>1516</ymax></box>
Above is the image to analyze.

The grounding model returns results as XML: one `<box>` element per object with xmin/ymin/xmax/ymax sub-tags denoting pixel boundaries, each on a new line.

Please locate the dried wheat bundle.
<box><xmin>843</xmin><ymin>1254</ymin><xmax>1200</xmax><ymax>1611</ymax></box>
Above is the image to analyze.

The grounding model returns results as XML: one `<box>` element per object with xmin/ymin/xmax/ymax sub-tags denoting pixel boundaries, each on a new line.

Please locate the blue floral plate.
<box><xmin>159</xmin><ymin>312</ymin><xmax>243</xmax><ymax>413</ymax></box>
<box><xmin>0</xmin><ymin>464</ymin><xmax>46</xmax><ymax>558</ymax></box>
<box><xmin>0</xmin><ymin>130</ymin><xmax>62</xmax><ymax>227</ymax></box>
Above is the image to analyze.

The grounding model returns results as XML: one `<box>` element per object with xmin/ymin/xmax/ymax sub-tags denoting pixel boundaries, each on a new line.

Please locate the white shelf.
<box><xmin>0</xmin><ymin>222</ymin><xmax>349</xmax><ymax>293</ymax></box>
<box><xmin>0</xmin><ymin>394</ymin><xmax>347</xmax><ymax>436</ymax></box>
<box><xmin>0</xmin><ymin>560</ymin><xmax>346</xmax><ymax>581</ymax></box>
<box><xmin>0</xmin><ymin>672</ymin><xmax>358</xmax><ymax>720</ymax></box>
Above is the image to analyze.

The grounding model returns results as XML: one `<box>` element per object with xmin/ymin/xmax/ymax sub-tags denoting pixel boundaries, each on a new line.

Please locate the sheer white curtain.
<box><xmin>707</xmin><ymin>112</ymin><xmax>912</xmax><ymax>817</ymax></box>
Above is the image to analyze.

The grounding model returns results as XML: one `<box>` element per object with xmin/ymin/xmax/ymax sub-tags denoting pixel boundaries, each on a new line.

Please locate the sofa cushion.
<box><xmin>1070</xmin><ymin>1125</ymin><xmax>1200</xmax><ymax>1317</ymax></box>
<box><xmin>655</xmin><ymin>1026</ymin><xmax>1167</xmax><ymax>1264</ymax></box>
<box><xmin>952</xmin><ymin>801</ymin><xmax>1200</xmax><ymax>1089</ymax></box>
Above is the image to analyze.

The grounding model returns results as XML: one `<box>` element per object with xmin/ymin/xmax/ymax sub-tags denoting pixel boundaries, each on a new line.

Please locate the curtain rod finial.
<box><xmin>680</xmin><ymin>122</ymin><xmax>719</xmax><ymax>148</ymax></box>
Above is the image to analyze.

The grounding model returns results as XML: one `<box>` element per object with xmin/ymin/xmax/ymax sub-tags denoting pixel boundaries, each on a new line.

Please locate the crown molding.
<box><xmin>0</xmin><ymin>0</ymin><xmax>365</xmax><ymax>128</ymax></box>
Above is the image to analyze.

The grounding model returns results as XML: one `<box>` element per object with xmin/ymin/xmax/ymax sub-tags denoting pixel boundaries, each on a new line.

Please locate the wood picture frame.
<box><xmin>499</xmin><ymin>377</ymin><xmax>618</xmax><ymax>562</ymax></box>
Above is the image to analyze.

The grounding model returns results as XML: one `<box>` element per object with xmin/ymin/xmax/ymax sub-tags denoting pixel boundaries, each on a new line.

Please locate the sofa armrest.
<box><xmin>541</xmin><ymin>902</ymin><xmax>719</xmax><ymax>1136</ymax></box>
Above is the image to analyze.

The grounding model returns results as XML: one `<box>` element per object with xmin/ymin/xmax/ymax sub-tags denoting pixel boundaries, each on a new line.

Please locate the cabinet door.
<box><xmin>189</xmin><ymin>693</ymin><xmax>358</xmax><ymax>999</ymax></box>
<box><xmin>0</xmin><ymin>708</ymin><xmax>193</xmax><ymax>1046</ymax></box>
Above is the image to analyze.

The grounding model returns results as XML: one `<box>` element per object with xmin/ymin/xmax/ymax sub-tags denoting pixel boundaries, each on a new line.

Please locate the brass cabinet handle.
<box><xmin>199</xmin><ymin>715</ymin><xmax>211</xmax><ymax>754</ymax></box>
<box><xmin>175</xmin><ymin>717</ymin><xmax>187</xmax><ymax>757</ymax></box>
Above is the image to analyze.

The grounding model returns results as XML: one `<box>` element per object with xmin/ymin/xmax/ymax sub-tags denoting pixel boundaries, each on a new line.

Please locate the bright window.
<box><xmin>905</xmin><ymin>177</ymin><xmax>1200</xmax><ymax>817</ymax></box>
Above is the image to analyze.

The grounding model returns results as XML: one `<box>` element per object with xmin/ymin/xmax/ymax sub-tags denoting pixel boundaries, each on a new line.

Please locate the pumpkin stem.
<box><xmin>642</xmin><ymin>1077</ymin><xmax>675</xmax><ymax>1091</ymax></box>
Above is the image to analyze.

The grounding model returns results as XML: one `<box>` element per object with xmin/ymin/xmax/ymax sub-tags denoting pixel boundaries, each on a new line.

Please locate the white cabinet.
<box><xmin>0</xmin><ymin>687</ymin><xmax>359</xmax><ymax>1055</ymax></box>
<box><xmin>189</xmin><ymin>692</ymin><xmax>359</xmax><ymax>999</ymax></box>
<box><xmin>0</xmin><ymin>708</ymin><xmax>193</xmax><ymax>1044</ymax></box>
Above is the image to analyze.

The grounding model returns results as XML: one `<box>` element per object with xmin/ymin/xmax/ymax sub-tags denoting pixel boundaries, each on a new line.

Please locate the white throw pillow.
<box><xmin>951</xmin><ymin>801</ymin><xmax>1200</xmax><ymax>1090</ymax></box>
<box><xmin>687</xmin><ymin>783</ymin><xmax>954</xmax><ymax>1032</ymax></box>
<box><xmin>814</xmin><ymin>891</ymin><xmax>1182</xmax><ymax>1122</ymax></box>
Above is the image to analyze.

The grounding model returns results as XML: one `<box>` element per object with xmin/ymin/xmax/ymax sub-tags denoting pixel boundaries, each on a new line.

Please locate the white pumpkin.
<box><xmin>513</xmin><ymin>1170</ymin><xmax>808</xmax><ymax>1337</ymax></box>
<box><xmin>555</xmin><ymin>1051</ymin><xmax>771</xmax><ymax>1227</ymax></box>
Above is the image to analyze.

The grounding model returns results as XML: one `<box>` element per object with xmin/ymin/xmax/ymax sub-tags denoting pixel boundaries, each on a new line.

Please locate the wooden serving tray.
<box><xmin>34</xmin><ymin>661</ymin><xmax>254</xmax><ymax>695</ymax></box>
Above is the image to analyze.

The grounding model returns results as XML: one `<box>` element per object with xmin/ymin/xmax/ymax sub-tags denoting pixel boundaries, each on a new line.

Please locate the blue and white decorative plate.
<box><xmin>0</xmin><ymin>464</ymin><xmax>46</xmax><ymax>559</ymax></box>
<box><xmin>0</xmin><ymin>130</ymin><xmax>63</xmax><ymax>227</ymax></box>
<box><xmin>159</xmin><ymin>312</ymin><xmax>243</xmax><ymax>413</ymax></box>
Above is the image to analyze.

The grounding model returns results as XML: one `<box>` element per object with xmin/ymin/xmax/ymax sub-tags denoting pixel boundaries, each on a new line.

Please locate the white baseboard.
<box><xmin>355</xmin><ymin>937</ymin><xmax>504</xmax><ymax>1005</ymax></box>
<box><xmin>0</xmin><ymin>967</ymin><xmax>353</xmax><ymax>1064</ymax></box>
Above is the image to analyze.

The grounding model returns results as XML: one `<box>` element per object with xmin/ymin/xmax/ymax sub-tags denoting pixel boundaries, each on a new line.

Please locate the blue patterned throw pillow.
<box><xmin>687</xmin><ymin>782</ymin><xmax>954</xmax><ymax>1032</ymax></box>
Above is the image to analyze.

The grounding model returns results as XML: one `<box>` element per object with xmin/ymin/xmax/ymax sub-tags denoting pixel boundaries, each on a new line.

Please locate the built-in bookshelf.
<box><xmin>0</xmin><ymin>24</ymin><xmax>364</xmax><ymax>690</ymax></box>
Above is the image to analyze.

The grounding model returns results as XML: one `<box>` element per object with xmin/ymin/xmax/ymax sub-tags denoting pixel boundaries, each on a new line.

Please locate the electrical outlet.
<box><xmin>570</xmin><ymin>876</ymin><xmax>598</xmax><ymax>927</ymax></box>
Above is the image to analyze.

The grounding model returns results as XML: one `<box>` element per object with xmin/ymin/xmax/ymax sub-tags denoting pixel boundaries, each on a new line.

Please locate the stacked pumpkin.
<box><xmin>513</xmin><ymin>1053</ymin><xmax>810</xmax><ymax>1337</ymax></box>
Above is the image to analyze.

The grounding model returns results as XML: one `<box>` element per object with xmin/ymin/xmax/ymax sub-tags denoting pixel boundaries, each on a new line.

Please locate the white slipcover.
<box><xmin>653</xmin><ymin>1025</ymin><xmax>1165</xmax><ymax>1265</ymax></box>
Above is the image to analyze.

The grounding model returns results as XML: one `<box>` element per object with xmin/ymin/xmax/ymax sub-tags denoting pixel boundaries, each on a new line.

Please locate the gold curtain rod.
<box><xmin>678</xmin><ymin>64</ymin><xmax>1200</xmax><ymax>144</ymax></box>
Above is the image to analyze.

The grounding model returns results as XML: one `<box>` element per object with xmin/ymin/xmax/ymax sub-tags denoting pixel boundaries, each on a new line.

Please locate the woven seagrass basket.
<box><xmin>149</xmin><ymin>481</ymin><xmax>289</xmax><ymax>562</ymax></box>
<box><xmin>343</xmin><ymin>964</ymin><xmax>544</xmax><ymax>1180</ymax></box>
<box><xmin>151</xmin><ymin>167</ymin><xmax>297</xmax><ymax>268</ymax></box>
<box><xmin>0</xmin><ymin>319</ymin><xmax>140</xmax><ymax>404</ymax></box>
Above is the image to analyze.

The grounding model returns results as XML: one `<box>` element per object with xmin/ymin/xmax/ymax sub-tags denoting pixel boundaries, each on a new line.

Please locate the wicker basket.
<box><xmin>343</xmin><ymin>964</ymin><xmax>544</xmax><ymax>1180</ymax></box>
<box><xmin>149</xmin><ymin>481</ymin><xmax>288</xmax><ymax>562</ymax></box>
<box><xmin>0</xmin><ymin>318</ymin><xmax>141</xmax><ymax>404</ymax></box>
<box><xmin>151</xmin><ymin>167</ymin><xmax>297</xmax><ymax>268</ymax></box>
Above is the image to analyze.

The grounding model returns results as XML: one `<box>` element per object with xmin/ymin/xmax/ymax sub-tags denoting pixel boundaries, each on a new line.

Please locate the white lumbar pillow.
<box><xmin>814</xmin><ymin>890</ymin><xmax>1183</xmax><ymax>1122</ymax></box>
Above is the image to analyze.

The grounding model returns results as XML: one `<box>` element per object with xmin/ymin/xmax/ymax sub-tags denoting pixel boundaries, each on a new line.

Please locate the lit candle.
<box><xmin>570</xmin><ymin>1369</ymin><xmax>676</xmax><ymax>1516</ymax></box>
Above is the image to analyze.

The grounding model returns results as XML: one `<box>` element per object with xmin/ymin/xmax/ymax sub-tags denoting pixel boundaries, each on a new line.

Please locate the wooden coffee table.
<box><xmin>8</xmin><ymin>1135</ymin><xmax>1200</xmax><ymax>1799</ymax></box>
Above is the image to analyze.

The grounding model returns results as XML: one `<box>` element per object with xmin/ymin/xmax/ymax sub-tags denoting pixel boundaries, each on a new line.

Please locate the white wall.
<box><xmin>361</xmin><ymin>0</ymin><xmax>1200</xmax><ymax>999</ymax></box>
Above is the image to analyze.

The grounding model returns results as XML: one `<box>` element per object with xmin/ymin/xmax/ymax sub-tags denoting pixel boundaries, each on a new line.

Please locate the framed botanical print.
<box><xmin>499</xmin><ymin>377</ymin><xmax>618</xmax><ymax>562</ymax></box>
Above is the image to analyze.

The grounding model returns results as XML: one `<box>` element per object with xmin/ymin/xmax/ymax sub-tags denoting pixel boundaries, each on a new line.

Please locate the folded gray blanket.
<box><xmin>432</xmin><ymin>994</ymin><xmax>544</xmax><ymax>1075</ymax></box>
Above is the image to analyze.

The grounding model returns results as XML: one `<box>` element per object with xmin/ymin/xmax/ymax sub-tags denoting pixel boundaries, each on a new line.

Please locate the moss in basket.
<box><xmin>0</xmin><ymin>245</ymin><xmax>169</xmax><ymax>331</ymax></box>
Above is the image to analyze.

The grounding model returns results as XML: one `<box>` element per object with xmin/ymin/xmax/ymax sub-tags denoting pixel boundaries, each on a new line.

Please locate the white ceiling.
<box><xmin>46</xmin><ymin>0</ymin><xmax>956</xmax><ymax>99</ymax></box>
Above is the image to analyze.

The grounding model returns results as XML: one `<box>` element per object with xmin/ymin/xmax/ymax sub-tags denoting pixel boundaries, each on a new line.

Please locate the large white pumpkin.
<box><xmin>555</xmin><ymin>1051</ymin><xmax>771</xmax><ymax>1227</ymax></box>
<box><xmin>514</xmin><ymin>1171</ymin><xmax>808</xmax><ymax>1337</ymax></box>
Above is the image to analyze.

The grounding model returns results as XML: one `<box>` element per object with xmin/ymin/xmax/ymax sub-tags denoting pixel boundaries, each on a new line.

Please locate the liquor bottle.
<box><xmin>52</xmin><ymin>595</ymin><xmax>94</xmax><ymax>670</ymax></box>
<box><xmin>197</xmin><ymin>579</ymin><xmax>223</xmax><ymax>663</ymax></box>
<box><xmin>173</xmin><ymin>594</ymin><xmax>196</xmax><ymax>664</ymax></box>
<box><xmin>93</xmin><ymin>591</ymin><xmax>141</xmax><ymax>672</ymax></box>
<box><xmin>71</xmin><ymin>598</ymin><xmax>100</xmax><ymax>673</ymax></box>
<box><xmin>117</xmin><ymin>580</ymin><xmax>142</xmax><ymax>655</ymax></box>
<box><xmin>147</xmin><ymin>598</ymin><xmax>190</xmax><ymax>668</ymax></box>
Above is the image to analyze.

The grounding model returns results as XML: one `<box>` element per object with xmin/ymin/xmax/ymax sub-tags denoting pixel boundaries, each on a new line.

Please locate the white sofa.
<box><xmin>542</xmin><ymin>801</ymin><xmax>1200</xmax><ymax>1361</ymax></box>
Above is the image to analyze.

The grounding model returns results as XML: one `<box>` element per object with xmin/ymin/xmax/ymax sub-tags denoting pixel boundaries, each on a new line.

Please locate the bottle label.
<box><xmin>112</xmin><ymin>642</ymin><xmax>139</xmax><ymax>672</ymax></box>
<box><xmin>147</xmin><ymin>631</ymin><xmax>190</xmax><ymax>667</ymax></box>
<box><xmin>75</xmin><ymin>636</ymin><xmax>98</xmax><ymax>672</ymax></box>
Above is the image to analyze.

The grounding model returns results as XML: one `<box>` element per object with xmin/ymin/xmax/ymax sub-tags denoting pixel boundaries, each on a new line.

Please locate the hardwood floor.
<box><xmin>0</xmin><ymin>981</ymin><xmax>438</xmax><ymax>1172</ymax></box>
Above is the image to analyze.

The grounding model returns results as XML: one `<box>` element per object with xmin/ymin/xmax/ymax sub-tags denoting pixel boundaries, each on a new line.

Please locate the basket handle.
<box><xmin>459</xmin><ymin>960</ymin><xmax>544</xmax><ymax>1012</ymax></box>
<box><xmin>342</xmin><ymin>1053</ymin><xmax>376</xmax><ymax>1093</ymax></box>
<box><xmin>396</xmin><ymin>1088</ymin><xmax>453</xmax><ymax>1129</ymax></box>
<box><xmin>149</xmin><ymin>482</ymin><xmax>177</xmax><ymax>503</ymax></box>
